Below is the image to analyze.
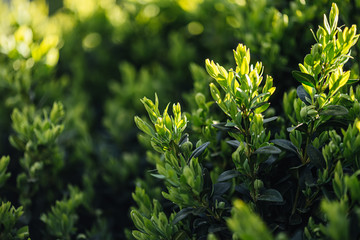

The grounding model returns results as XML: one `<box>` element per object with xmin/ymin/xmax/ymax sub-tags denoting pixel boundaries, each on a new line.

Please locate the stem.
<box><xmin>304</xmin><ymin>188</ymin><xmax>320</xmax><ymax>209</ymax></box>
<box><xmin>291</xmin><ymin>181</ymin><xmax>301</xmax><ymax>215</ymax></box>
<box><xmin>243</xmin><ymin>115</ymin><xmax>257</xmax><ymax>202</ymax></box>
<box><xmin>303</xmin><ymin>120</ymin><xmax>315</xmax><ymax>164</ymax></box>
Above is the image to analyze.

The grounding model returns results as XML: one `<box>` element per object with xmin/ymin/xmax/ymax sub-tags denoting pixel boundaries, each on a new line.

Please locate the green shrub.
<box><xmin>0</xmin><ymin>0</ymin><xmax>359</xmax><ymax>239</ymax></box>
<box><xmin>132</xmin><ymin>3</ymin><xmax>360</xmax><ymax>239</ymax></box>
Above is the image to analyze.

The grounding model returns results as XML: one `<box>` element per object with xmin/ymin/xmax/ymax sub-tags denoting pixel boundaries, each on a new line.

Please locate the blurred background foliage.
<box><xmin>0</xmin><ymin>0</ymin><xmax>358</xmax><ymax>239</ymax></box>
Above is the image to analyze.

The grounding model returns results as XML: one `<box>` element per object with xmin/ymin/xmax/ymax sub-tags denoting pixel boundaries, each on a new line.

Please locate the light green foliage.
<box><xmin>294</xmin><ymin>3</ymin><xmax>358</xmax><ymax>104</ymax></box>
<box><xmin>219</xmin><ymin>0</ymin><xmax>289</xmax><ymax>73</ymax></box>
<box><xmin>40</xmin><ymin>186</ymin><xmax>83</xmax><ymax>240</ymax></box>
<box><xmin>10</xmin><ymin>102</ymin><xmax>65</xmax><ymax>177</ymax></box>
<box><xmin>281</xmin><ymin>3</ymin><xmax>359</xmax><ymax>166</ymax></box>
<box><xmin>206</xmin><ymin>43</ymin><xmax>275</xmax><ymax>120</ymax></box>
<box><xmin>9</xmin><ymin>101</ymin><xmax>65</xmax><ymax>214</ymax></box>
<box><xmin>0</xmin><ymin>0</ymin><xmax>61</xmax><ymax>108</ymax></box>
<box><xmin>306</xmin><ymin>169</ymin><xmax>360</xmax><ymax>239</ymax></box>
<box><xmin>161</xmin><ymin>157</ymin><xmax>204</xmax><ymax>207</ymax></box>
<box><xmin>0</xmin><ymin>156</ymin><xmax>30</xmax><ymax>240</ymax></box>
<box><xmin>103</xmin><ymin>62</ymin><xmax>170</xmax><ymax>144</ymax></box>
<box><xmin>227</xmin><ymin>200</ymin><xmax>274</xmax><ymax>240</ymax></box>
<box><xmin>130</xmin><ymin>187</ymin><xmax>182</xmax><ymax>240</ymax></box>
<box><xmin>342</xmin><ymin>119</ymin><xmax>360</xmax><ymax>168</ymax></box>
<box><xmin>135</xmin><ymin>94</ymin><xmax>187</xmax><ymax>153</ymax></box>
<box><xmin>206</xmin><ymin>42</ymin><xmax>279</xmax><ymax>201</ymax></box>
<box><xmin>320</xmin><ymin>200</ymin><xmax>349</xmax><ymax>240</ymax></box>
<box><xmin>10</xmin><ymin>102</ymin><xmax>64</xmax><ymax>149</ymax></box>
<box><xmin>0</xmin><ymin>202</ymin><xmax>30</xmax><ymax>240</ymax></box>
<box><xmin>0</xmin><ymin>156</ymin><xmax>11</xmax><ymax>188</ymax></box>
<box><xmin>134</xmin><ymin>95</ymin><xmax>208</xmax><ymax>208</ymax></box>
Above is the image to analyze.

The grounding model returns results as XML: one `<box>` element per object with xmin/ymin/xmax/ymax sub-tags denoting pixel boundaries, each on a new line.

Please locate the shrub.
<box><xmin>0</xmin><ymin>0</ymin><xmax>359</xmax><ymax>239</ymax></box>
<box><xmin>132</xmin><ymin>3</ymin><xmax>360</xmax><ymax>239</ymax></box>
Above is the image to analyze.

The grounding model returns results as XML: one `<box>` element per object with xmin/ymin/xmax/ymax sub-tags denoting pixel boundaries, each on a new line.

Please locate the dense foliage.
<box><xmin>0</xmin><ymin>0</ymin><xmax>359</xmax><ymax>239</ymax></box>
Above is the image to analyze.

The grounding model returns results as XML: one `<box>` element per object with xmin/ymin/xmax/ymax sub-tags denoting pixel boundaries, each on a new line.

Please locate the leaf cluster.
<box><xmin>132</xmin><ymin>4</ymin><xmax>360</xmax><ymax>239</ymax></box>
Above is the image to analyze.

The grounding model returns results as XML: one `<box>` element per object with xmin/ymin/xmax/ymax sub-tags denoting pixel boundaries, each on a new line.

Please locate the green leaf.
<box><xmin>319</xmin><ymin>105</ymin><xmax>348</xmax><ymax>116</ymax></box>
<box><xmin>226</xmin><ymin>140</ymin><xmax>241</xmax><ymax>148</ymax></box>
<box><xmin>254</xmin><ymin>102</ymin><xmax>270</xmax><ymax>113</ymax></box>
<box><xmin>263</xmin><ymin>116</ymin><xmax>278</xmax><ymax>124</ymax></box>
<box><xmin>179</xmin><ymin>133</ymin><xmax>189</xmax><ymax>146</ymax></box>
<box><xmin>217</xmin><ymin>170</ymin><xmax>239</xmax><ymax>182</ymax></box>
<box><xmin>16</xmin><ymin>226</ymin><xmax>29</xmax><ymax>238</ymax></box>
<box><xmin>296</xmin><ymin>85</ymin><xmax>311</xmax><ymax>105</ymax></box>
<box><xmin>253</xmin><ymin>145</ymin><xmax>281</xmax><ymax>155</ymax></box>
<box><xmin>306</xmin><ymin>144</ymin><xmax>325</xmax><ymax>168</ymax></box>
<box><xmin>250</xmin><ymin>92</ymin><xmax>271</xmax><ymax>106</ymax></box>
<box><xmin>345</xmin><ymin>173</ymin><xmax>360</xmax><ymax>203</ymax></box>
<box><xmin>287</xmin><ymin>123</ymin><xmax>307</xmax><ymax>132</ymax></box>
<box><xmin>208</xmin><ymin>224</ymin><xmax>228</xmax><ymax>233</ymax></box>
<box><xmin>346</xmin><ymin>79</ymin><xmax>359</xmax><ymax>85</ymax></box>
<box><xmin>289</xmin><ymin>213</ymin><xmax>302</xmax><ymax>225</ymax></box>
<box><xmin>189</xmin><ymin>142</ymin><xmax>210</xmax><ymax>161</ymax></box>
<box><xmin>225</xmin><ymin>122</ymin><xmax>237</xmax><ymax>127</ymax></box>
<box><xmin>323</xmin><ymin>14</ymin><xmax>331</xmax><ymax>34</ymax></box>
<box><xmin>250</xmin><ymin>102</ymin><xmax>267</xmax><ymax>111</ymax></box>
<box><xmin>270</xmin><ymin>139</ymin><xmax>299</xmax><ymax>156</ymax></box>
<box><xmin>212</xmin><ymin>122</ymin><xmax>237</xmax><ymax>132</ymax></box>
<box><xmin>292</xmin><ymin>71</ymin><xmax>316</xmax><ymax>88</ymax></box>
<box><xmin>134</xmin><ymin>116</ymin><xmax>155</xmax><ymax>136</ymax></box>
<box><xmin>172</xmin><ymin>208</ymin><xmax>195</xmax><ymax>225</ymax></box>
<box><xmin>213</xmin><ymin>182</ymin><xmax>231</xmax><ymax>196</ymax></box>
<box><xmin>258</xmin><ymin>189</ymin><xmax>284</xmax><ymax>202</ymax></box>
<box><xmin>202</xmin><ymin>168</ymin><xmax>213</xmax><ymax>196</ymax></box>
<box><xmin>173</xmin><ymin>230</ymin><xmax>188</xmax><ymax>240</ymax></box>
<box><xmin>149</xmin><ymin>173</ymin><xmax>166</xmax><ymax>179</ymax></box>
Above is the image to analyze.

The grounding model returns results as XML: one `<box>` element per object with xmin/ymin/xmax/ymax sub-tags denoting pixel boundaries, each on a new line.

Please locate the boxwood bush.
<box><xmin>0</xmin><ymin>0</ymin><xmax>359</xmax><ymax>239</ymax></box>
<box><xmin>132</xmin><ymin>3</ymin><xmax>360</xmax><ymax>240</ymax></box>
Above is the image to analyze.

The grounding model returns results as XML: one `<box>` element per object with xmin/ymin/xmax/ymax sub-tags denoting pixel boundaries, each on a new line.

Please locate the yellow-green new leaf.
<box><xmin>134</xmin><ymin>116</ymin><xmax>155</xmax><ymax>137</ymax></box>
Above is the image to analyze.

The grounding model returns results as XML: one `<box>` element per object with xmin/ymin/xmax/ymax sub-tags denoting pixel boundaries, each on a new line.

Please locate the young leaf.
<box><xmin>134</xmin><ymin>116</ymin><xmax>155</xmax><ymax>136</ymax></box>
<box><xmin>254</xmin><ymin>102</ymin><xmax>270</xmax><ymax>114</ymax></box>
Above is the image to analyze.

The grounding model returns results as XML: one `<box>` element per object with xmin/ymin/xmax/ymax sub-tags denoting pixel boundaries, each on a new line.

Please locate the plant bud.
<box><xmin>180</xmin><ymin>141</ymin><xmax>193</xmax><ymax>156</ymax></box>
<box><xmin>195</xmin><ymin>93</ymin><xmax>206</xmax><ymax>106</ymax></box>
<box><xmin>217</xmin><ymin>201</ymin><xmax>225</xmax><ymax>209</ymax></box>
<box><xmin>254</xmin><ymin>179</ymin><xmax>264</xmax><ymax>191</ymax></box>
<box><xmin>307</xmin><ymin>109</ymin><xmax>318</xmax><ymax>118</ymax></box>
<box><xmin>311</xmin><ymin>43</ymin><xmax>322</xmax><ymax>56</ymax></box>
